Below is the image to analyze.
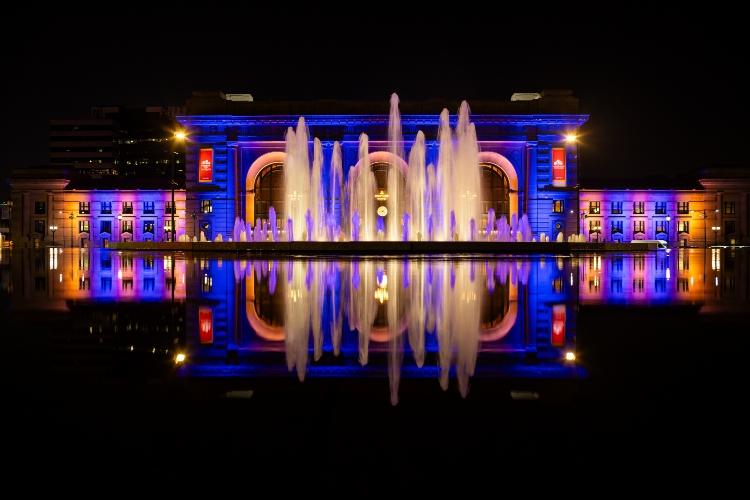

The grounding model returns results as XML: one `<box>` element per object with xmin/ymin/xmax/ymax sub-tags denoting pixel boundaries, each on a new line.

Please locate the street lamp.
<box><xmin>191</xmin><ymin>211</ymin><xmax>197</xmax><ymax>239</ymax></box>
<box><xmin>49</xmin><ymin>225</ymin><xmax>58</xmax><ymax>246</ymax></box>
<box><xmin>117</xmin><ymin>214</ymin><xmax>123</xmax><ymax>242</ymax></box>
<box><xmin>665</xmin><ymin>216</ymin><xmax>671</xmax><ymax>245</ymax></box>
<box><xmin>172</xmin><ymin>130</ymin><xmax>187</xmax><ymax>243</ymax></box>
<box><xmin>712</xmin><ymin>226</ymin><xmax>720</xmax><ymax>246</ymax></box>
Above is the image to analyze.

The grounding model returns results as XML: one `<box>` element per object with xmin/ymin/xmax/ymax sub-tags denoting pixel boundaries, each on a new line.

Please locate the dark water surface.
<box><xmin>1</xmin><ymin>248</ymin><xmax>748</xmax><ymax>482</ymax></box>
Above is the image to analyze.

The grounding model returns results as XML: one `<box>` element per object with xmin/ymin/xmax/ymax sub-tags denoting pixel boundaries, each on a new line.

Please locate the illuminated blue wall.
<box><xmin>178</xmin><ymin>113</ymin><xmax>589</xmax><ymax>240</ymax></box>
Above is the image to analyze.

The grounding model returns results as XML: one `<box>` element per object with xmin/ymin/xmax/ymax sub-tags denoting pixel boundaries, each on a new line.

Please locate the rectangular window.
<box><xmin>166</xmin><ymin>201</ymin><xmax>175</xmax><ymax>214</ymax></box>
<box><xmin>79</xmin><ymin>202</ymin><xmax>90</xmax><ymax>214</ymax></box>
<box><xmin>655</xmin><ymin>221</ymin><xmax>667</xmax><ymax>234</ymax></box>
<box><xmin>589</xmin><ymin>201</ymin><xmax>600</xmax><ymax>214</ymax></box>
<box><xmin>78</xmin><ymin>220</ymin><xmax>89</xmax><ymax>233</ymax></box>
<box><xmin>35</xmin><ymin>219</ymin><xmax>45</xmax><ymax>234</ymax></box>
<box><xmin>633</xmin><ymin>278</ymin><xmax>644</xmax><ymax>293</ymax></box>
<box><xmin>611</xmin><ymin>278</ymin><xmax>623</xmax><ymax>294</ymax></box>
<box><xmin>79</xmin><ymin>277</ymin><xmax>90</xmax><ymax>291</ymax></box>
<box><xmin>611</xmin><ymin>221</ymin><xmax>623</xmax><ymax>234</ymax></box>
<box><xmin>100</xmin><ymin>221</ymin><xmax>112</xmax><ymax>234</ymax></box>
<box><xmin>589</xmin><ymin>219</ymin><xmax>601</xmax><ymax>233</ymax></box>
<box><xmin>143</xmin><ymin>201</ymin><xmax>155</xmax><ymax>214</ymax></box>
<box><xmin>725</xmin><ymin>220</ymin><xmax>736</xmax><ymax>235</ymax></box>
<box><xmin>143</xmin><ymin>220</ymin><xmax>155</xmax><ymax>233</ymax></box>
<box><xmin>655</xmin><ymin>202</ymin><xmax>667</xmax><ymax>215</ymax></box>
<box><xmin>678</xmin><ymin>221</ymin><xmax>690</xmax><ymax>233</ymax></box>
<box><xmin>34</xmin><ymin>201</ymin><xmax>46</xmax><ymax>215</ymax></box>
<box><xmin>633</xmin><ymin>201</ymin><xmax>645</xmax><ymax>215</ymax></box>
<box><xmin>122</xmin><ymin>220</ymin><xmax>133</xmax><ymax>233</ymax></box>
<box><xmin>201</xmin><ymin>199</ymin><xmax>213</xmax><ymax>214</ymax></box>
<box><xmin>101</xmin><ymin>277</ymin><xmax>112</xmax><ymax>291</ymax></box>
<box><xmin>634</xmin><ymin>220</ymin><xmax>645</xmax><ymax>234</ymax></box>
<box><xmin>100</xmin><ymin>201</ymin><xmax>112</xmax><ymax>214</ymax></box>
<box><xmin>165</xmin><ymin>219</ymin><xmax>174</xmax><ymax>232</ymax></box>
<box><xmin>723</xmin><ymin>202</ymin><xmax>736</xmax><ymax>215</ymax></box>
<box><xmin>677</xmin><ymin>202</ymin><xmax>689</xmax><ymax>214</ymax></box>
<box><xmin>552</xmin><ymin>200</ymin><xmax>564</xmax><ymax>213</ymax></box>
<box><xmin>611</xmin><ymin>202</ymin><xmax>623</xmax><ymax>214</ymax></box>
<box><xmin>122</xmin><ymin>201</ymin><xmax>133</xmax><ymax>214</ymax></box>
<box><xmin>143</xmin><ymin>277</ymin><xmax>155</xmax><ymax>292</ymax></box>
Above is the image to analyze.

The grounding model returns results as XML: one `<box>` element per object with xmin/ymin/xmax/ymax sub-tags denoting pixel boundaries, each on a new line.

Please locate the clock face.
<box><xmin>377</xmin><ymin>206</ymin><xmax>388</xmax><ymax>217</ymax></box>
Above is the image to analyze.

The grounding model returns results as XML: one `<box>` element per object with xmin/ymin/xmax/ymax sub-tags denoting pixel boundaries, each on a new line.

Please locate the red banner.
<box><xmin>551</xmin><ymin>304</ymin><xmax>566</xmax><ymax>346</ymax></box>
<box><xmin>552</xmin><ymin>148</ymin><xmax>566</xmax><ymax>186</ymax></box>
<box><xmin>199</xmin><ymin>148</ymin><xmax>213</xmax><ymax>183</ymax></box>
<box><xmin>199</xmin><ymin>307</ymin><xmax>213</xmax><ymax>344</ymax></box>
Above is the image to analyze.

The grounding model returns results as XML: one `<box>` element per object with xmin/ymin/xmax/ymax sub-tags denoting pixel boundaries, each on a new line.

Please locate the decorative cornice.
<box><xmin>178</xmin><ymin>114</ymin><xmax>590</xmax><ymax>128</ymax></box>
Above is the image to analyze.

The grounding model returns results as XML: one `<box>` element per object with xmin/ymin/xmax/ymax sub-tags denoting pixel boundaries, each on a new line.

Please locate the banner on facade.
<box><xmin>199</xmin><ymin>148</ymin><xmax>214</xmax><ymax>183</ymax></box>
<box><xmin>552</xmin><ymin>148</ymin><xmax>566</xmax><ymax>187</ymax></box>
<box><xmin>199</xmin><ymin>306</ymin><xmax>213</xmax><ymax>344</ymax></box>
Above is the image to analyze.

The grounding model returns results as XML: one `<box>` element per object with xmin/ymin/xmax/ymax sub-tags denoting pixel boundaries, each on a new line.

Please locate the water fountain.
<box><xmin>226</xmin><ymin>94</ymin><xmax>544</xmax><ymax>246</ymax></box>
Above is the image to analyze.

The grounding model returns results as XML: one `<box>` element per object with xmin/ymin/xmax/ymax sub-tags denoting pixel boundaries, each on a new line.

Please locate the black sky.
<box><xmin>2</xmin><ymin>5</ymin><xmax>748</xmax><ymax>190</ymax></box>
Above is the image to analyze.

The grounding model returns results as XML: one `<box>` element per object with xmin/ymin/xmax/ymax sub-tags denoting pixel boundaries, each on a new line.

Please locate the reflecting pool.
<box><xmin>2</xmin><ymin>248</ymin><xmax>746</xmax><ymax>404</ymax></box>
<box><xmin>2</xmin><ymin>247</ymin><xmax>749</xmax><ymax>475</ymax></box>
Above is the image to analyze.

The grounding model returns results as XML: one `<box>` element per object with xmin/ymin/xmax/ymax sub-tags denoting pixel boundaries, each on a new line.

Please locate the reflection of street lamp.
<box><xmin>665</xmin><ymin>216</ymin><xmax>671</xmax><ymax>245</ymax></box>
<box><xmin>49</xmin><ymin>225</ymin><xmax>58</xmax><ymax>246</ymax></box>
<box><xmin>68</xmin><ymin>212</ymin><xmax>75</xmax><ymax>248</ymax></box>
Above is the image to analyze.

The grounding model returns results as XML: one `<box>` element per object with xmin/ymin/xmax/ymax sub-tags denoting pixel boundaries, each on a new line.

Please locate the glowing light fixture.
<box><xmin>564</xmin><ymin>133</ymin><xmax>577</xmax><ymax>144</ymax></box>
<box><xmin>564</xmin><ymin>351</ymin><xmax>576</xmax><ymax>362</ymax></box>
<box><xmin>174</xmin><ymin>131</ymin><xmax>187</xmax><ymax>141</ymax></box>
<box><xmin>175</xmin><ymin>353</ymin><xmax>186</xmax><ymax>364</ymax></box>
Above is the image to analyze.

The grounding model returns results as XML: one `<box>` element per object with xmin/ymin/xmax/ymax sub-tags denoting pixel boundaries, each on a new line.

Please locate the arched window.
<box><xmin>480</xmin><ymin>163</ymin><xmax>510</xmax><ymax>224</ymax></box>
<box><xmin>253</xmin><ymin>163</ymin><xmax>285</xmax><ymax>222</ymax></box>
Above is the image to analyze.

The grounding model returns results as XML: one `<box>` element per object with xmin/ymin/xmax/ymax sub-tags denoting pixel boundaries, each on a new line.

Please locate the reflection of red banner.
<box><xmin>199</xmin><ymin>148</ymin><xmax>213</xmax><ymax>183</ymax></box>
<box><xmin>552</xmin><ymin>148</ymin><xmax>566</xmax><ymax>186</ymax></box>
<box><xmin>199</xmin><ymin>307</ymin><xmax>213</xmax><ymax>344</ymax></box>
<box><xmin>551</xmin><ymin>304</ymin><xmax>566</xmax><ymax>346</ymax></box>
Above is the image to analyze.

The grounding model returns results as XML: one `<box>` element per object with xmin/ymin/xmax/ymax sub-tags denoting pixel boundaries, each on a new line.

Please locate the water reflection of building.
<box><xmin>6</xmin><ymin>249</ymin><xmax>188</xmax><ymax>373</ymax></box>
<box><xmin>8</xmin><ymin>249</ymin><xmax>749</xmax><ymax>402</ymax></box>
<box><xmin>184</xmin><ymin>255</ymin><xmax>580</xmax><ymax>403</ymax></box>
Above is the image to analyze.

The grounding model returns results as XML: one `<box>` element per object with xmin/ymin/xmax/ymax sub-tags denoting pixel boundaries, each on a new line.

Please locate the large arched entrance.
<box><xmin>245</xmin><ymin>151</ymin><xmax>287</xmax><ymax>225</ymax></box>
<box><xmin>477</xmin><ymin>152</ymin><xmax>519</xmax><ymax>231</ymax></box>
<box><xmin>480</xmin><ymin>162</ymin><xmax>511</xmax><ymax>228</ymax></box>
<box><xmin>352</xmin><ymin>151</ymin><xmax>409</xmax><ymax>237</ymax></box>
<box><xmin>253</xmin><ymin>163</ymin><xmax>285</xmax><ymax>223</ymax></box>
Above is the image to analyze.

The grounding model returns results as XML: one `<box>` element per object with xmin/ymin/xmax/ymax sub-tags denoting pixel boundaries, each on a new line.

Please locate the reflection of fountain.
<box><xmin>284</xmin><ymin>260</ymin><xmax>310</xmax><ymax>380</ymax></box>
<box><xmin>236</xmin><ymin>257</ymin><xmax>536</xmax><ymax>402</ymax></box>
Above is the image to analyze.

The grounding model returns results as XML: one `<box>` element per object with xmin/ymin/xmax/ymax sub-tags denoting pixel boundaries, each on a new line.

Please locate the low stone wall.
<box><xmin>108</xmin><ymin>240</ymin><xmax>658</xmax><ymax>254</ymax></box>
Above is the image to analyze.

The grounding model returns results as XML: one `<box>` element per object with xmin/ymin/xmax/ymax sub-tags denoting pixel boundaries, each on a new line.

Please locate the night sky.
<box><xmin>2</xmin><ymin>6</ymin><xmax>747</xmax><ymax>193</ymax></box>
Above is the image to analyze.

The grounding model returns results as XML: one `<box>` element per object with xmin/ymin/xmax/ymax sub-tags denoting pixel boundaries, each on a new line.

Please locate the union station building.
<box><xmin>8</xmin><ymin>90</ymin><xmax>750</xmax><ymax>247</ymax></box>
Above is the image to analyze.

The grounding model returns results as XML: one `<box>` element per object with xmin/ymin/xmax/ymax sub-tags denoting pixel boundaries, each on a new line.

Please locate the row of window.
<box><xmin>588</xmin><ymin>220</ymin><xmax>690</xmax><ymax>234</ymax></box>
<box><xmin>584</xmin><ymin>201</ymin><xmax>737</xmax><ymax>215</ymax></box>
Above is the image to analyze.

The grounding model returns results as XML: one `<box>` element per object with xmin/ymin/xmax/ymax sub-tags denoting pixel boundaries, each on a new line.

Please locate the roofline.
<box><xmin>177</xmin><ymin>114</ymin><xmax>590</xmax><ymax>127</ymax></box>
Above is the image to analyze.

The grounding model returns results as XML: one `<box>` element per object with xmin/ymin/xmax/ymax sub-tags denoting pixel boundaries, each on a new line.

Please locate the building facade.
<box><xmin>51</xmin><ymin>105</ymin><xmax>185</xmax><ymax>179</ymax></box>
<box><xmin>9</xmin><ymin>168</ymin><xmax>185</xmax><ymax>248</ymax></box>
<box><xmin>178</xmin><ymin>90</ymin><xmax>587</xmax><ymax>241</ymax></box>
<box><xmin>8</xmin><ymin>92</ymin><xmax>750</xmax><ymax>248</ymax></box>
